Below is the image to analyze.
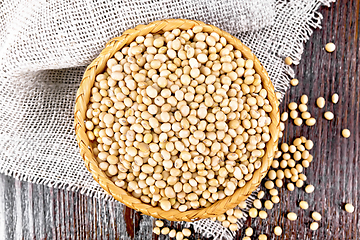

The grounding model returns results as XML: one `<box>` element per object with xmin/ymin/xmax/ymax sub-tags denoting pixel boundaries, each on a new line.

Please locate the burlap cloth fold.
<box><xmin>0</xmin><ymin>0</ymin><xmax>334</xmax><ymax>239</ymax></box>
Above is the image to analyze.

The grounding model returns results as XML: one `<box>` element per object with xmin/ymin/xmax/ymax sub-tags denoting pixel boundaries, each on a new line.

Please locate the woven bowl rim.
<box><xmin>74</xmin><ymin>18</ymin><xmax>280</xmax><ymax>222</ymax></box>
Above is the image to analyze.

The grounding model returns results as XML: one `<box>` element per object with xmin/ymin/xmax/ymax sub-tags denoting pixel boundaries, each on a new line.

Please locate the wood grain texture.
<box><xmin>0</xmin><ymin>0</ymin><xmax>359</xmax><ymax>239</ymax></box>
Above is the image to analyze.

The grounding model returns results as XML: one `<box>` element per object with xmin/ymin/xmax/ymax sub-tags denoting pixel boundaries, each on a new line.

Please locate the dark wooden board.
<box><xmin>0</xmin><ymin>0</ymin><xmax>359</xmax><ymax>239</ymax></box>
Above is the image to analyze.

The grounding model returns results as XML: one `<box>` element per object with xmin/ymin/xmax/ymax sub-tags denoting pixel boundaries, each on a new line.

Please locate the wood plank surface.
<box><xmin>0</xmin><ymin>0</ymin><xmax>359</xmax><ymax>239</ymax></box>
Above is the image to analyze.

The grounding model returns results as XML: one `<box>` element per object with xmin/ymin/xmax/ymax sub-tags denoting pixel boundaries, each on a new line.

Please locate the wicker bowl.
<box><xmin>74</xmin><ymin>19</ymin><xmax>280</xmax><ymax>222</ymax></box>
